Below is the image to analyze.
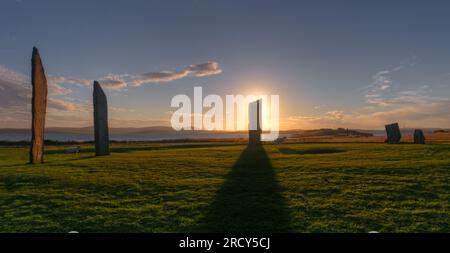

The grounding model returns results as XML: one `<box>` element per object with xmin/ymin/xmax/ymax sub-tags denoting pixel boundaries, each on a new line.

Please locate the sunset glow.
<box><xmin>1</xmin><ymin>1</ymin><xmax>450</xmax><ymax>131</ymax></box>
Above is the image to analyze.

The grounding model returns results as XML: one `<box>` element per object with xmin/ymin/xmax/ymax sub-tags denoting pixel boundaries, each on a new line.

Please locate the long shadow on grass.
<box><xmin>194</xmin><ymin>144</ymin><xmax>293</xmax><ymax>232</ymax></box>
<box><xmin>110</xmin><ymin>143</ymin><xmax>241</xmax><ymax>153</ymax></box>
<box><xmin>278</xmin><ymin>147</ymin><xmax>346</xmax><ymax>155</ymax></box>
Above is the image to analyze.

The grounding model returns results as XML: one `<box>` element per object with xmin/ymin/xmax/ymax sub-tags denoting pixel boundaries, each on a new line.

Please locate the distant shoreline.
<box><xmin>1</xmin><ymin>127</ymin><xmax>448</xmax><ymax>143</ymax></box>
<box><xmin>1</xmin><ymin>132</ymin><xmax>450</xmax><ymax>146</ymax></box>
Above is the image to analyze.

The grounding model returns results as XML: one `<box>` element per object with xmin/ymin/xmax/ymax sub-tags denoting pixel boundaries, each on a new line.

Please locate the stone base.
<box><xmin>249</xmin><ymin>130</ymin><xmax>262</xmax><ymax>145</ymax></box>
<box><xmin>414</xmin><ymin>129</ymin><xmax>426</xmax><ymax>144</ymax></box>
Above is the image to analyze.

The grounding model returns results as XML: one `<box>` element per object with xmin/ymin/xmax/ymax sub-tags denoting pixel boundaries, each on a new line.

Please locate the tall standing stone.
<box><xmin>29</xmin><ymin>47</ymin><xmax>48</xmax><ymax>164</ymax></box>
<box><xmin>414</xmin><ymin>129</ymin><xmax>426</xmax><ymax>144</ymax></box>
<box><xmin>93</xmin><ymin>81</ymin><xmax>110</xmax><ymax>156</ymax></box>
<box><xmin>248</xmin><ymin>99</ymin><xmax>262</xmax><ymax>145</ymax></box>
<box><xmin>385</xmin><ymin>123</ymin><xmax>401</xmax><ymax>144</ymax></box>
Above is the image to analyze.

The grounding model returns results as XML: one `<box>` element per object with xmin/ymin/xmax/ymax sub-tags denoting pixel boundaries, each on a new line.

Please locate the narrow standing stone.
<box><xmin>414</xmin><ymin>129</ymin><xmax>426</xmax><ymax>144</ymax></box>
<box><xmin>93</xmin><ymin>81</ymin><xmax>110</xmax><ymax>156</ymax></box>
<box><xmin>29</xmin><ymin>47</ymin><xmax>48</xmax><ymax>163</ymax></box>
<box><xmin>248</xmin><ymin>99</ymin><xmax>262</xmax><ymax>145</ymax></box>
<box><xmin>385</xmin><ymin>123</ymin><xmax>401</xmax><ymax>144</ymax></box>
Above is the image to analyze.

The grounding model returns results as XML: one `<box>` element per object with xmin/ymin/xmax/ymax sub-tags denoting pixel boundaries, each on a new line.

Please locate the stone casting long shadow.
<box><xmin>195</xmin><ymin>144</ymin><xmax>293</xmax><ymax>232</ymax></box>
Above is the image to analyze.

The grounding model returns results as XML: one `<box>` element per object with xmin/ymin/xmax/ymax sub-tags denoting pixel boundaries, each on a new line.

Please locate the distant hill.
<box><xmin>291</xmin><ymin>128</ymin><xmax>373</xmax><ymax>138</ymax></box>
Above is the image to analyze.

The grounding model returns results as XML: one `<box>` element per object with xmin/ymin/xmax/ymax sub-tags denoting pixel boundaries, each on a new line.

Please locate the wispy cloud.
<box><xmin>364</xmin><ymin>56</ymin><xmax>421</xmax><ymax>106</ymax></box>
<box><xmin>132</xmin><ymin>70</ymin><xmax>189</xmax><ymax>85</ymax></box>
<box><xmin>49</xmin><ymin>61</ymin><xmax>223</xmax><ymax>90</ymax></box>
<box><xmin>357</xmin><ymin>55</ymin><xmax>418</xmax><ymax>95</ymax></box>
<box><xmin>286</xmin><ymin>93</ymin><xmax>450</xmax><ymax>129</ymax></box>
<box><xmin>47</xmin><ymin>98</ymin><xmax>78</xmax><ymax>111</ymax></box>
<box><xmin>130</xmin><ymin>62</ymin><xmax>222</xmax><ymax>86</ymax></box>
<box><xmin>285</xmin><ymin>56</ymin><xmax>450</xmax><ymax>129</ymax></box>
<box><xmin>0</xmin><ymin>65</ymin><xmax>91</xmax><ymax>128</ymax></box>
<box><xmin>48</xmin><ymin>76</ymin><xmax>91</xmax><ymax>87</ymax></box>
<box><xmin>0</xmin><ymin>64</ymin><xmax>187</xmax><ymax>128</ymax></box>
<box><xmin>284</xmin><ymin>111</ymin><xmax>351</xmax><ymax>130</ymax></box>
<box><xmin>97</xmin><ymin>74</ymin><xmax>128</xmax><ymax>90</ymax></box>
<box><xmin>0</xmin><ymin>66</ymin><xmax>30</xmax><ymax>108</ymax></box>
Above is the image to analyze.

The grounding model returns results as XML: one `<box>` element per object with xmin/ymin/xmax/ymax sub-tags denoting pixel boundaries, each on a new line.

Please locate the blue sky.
<box><xmin>1</xmin><ymin>0</ymin><xmax>450</xmax><ymax>129</ymax></box>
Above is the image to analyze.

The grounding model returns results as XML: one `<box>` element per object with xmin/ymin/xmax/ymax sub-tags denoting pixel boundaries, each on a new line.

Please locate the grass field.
<box><xmin>1</xmin><ymin>142</ymin><xmax>449</xmax><ymax>232</ymax></box>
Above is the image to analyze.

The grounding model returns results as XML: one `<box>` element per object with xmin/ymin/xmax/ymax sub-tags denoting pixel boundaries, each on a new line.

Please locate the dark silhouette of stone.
<box><xmin>414</xmin><ymin>129</ymin><xmax>426</xmax><ymax>144</ymax></box>
<box><xmin>248</xmin><ymin>99</ymin><xmax>262</xmax><ymax>145</ymax></box>
<box><xmin>30</xmin><ymin>47</ymin><xmax>48</xmax><ymax>164</ymax></box>
<box><xmin>93</xmin><ymin>81</ymin><xmax>110</xmax><ymax>156</ymax></box>
<box><xmin>385</xmin><ymin>123</ymin><xmax>401</xmax><ymax>144</ymax></box>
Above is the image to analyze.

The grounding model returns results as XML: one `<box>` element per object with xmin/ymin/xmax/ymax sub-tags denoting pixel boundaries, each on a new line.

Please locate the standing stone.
<box><xmin>414</xmin><ymin>129</ymin><xmax>426</xmax><ymax>144</ymax></box>
<box><xmin>385</xmin><ymin>123</ymin><xmax>401</xmax><ymax>144</ymax></box>
<box><xmin>248</xmin><ymin>99</ymin><xmax>262</xmax><ymax>145</ymax></box>
<box><xmin>93</xmin><ymin>81</ymin><xmax>110</xmax><ymax>156</ymax></box>
<box><xmin>29</xmin><ymin>47</ymin><xmax>48</xmax><ymax>164</ymax></box>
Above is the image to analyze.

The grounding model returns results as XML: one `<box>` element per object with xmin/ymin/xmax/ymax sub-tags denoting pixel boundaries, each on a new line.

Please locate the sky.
<box><xmin>1</xmin><ymin>0</ymin><xmax>450</xmax><ymax>130</ymax></box>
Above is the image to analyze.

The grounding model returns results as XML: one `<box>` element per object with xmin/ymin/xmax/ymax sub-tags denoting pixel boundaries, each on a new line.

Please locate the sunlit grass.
<box><xmin>0</xmin><ymin>142</ymin><xmax>449</xmax><ymax>232</ymax></box>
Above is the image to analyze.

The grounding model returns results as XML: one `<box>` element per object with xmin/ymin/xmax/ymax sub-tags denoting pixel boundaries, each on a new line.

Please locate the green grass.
<box><xmin>0</xmin><ymin>142</ymin><xmax>449</xmax><ymax>232</ymax></box>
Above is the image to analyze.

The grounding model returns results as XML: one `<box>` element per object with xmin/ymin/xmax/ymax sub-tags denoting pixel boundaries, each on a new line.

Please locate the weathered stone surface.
<box><xmin>248</xmin><ymin>99</ymin><xmax>262</xmax><ymax>145</ymax></box>
<box><xmin>29</xmin><ymin>47</ymin><xmax>48</xmax><ymax>164</ymax></box>
<box><xmin>414</xmin><ymin>129</ymin><xmax>426</xmax><ymax>144</ymax></box>
<box><xmin>385</xmin><ymin>123</ymin><xmax>401</xmax><ymax>144</ymax></box>
<box><xmin>93</xmin><ymin>81</ymin><xmax>110</xmax><ymax>156</ymax></box>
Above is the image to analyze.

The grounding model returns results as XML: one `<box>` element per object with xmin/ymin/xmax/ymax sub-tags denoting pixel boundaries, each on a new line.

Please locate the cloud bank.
<box><xmin>49</xmin><ymin>61</ymin><xmax>223</xmax><ymax>90</ymax></box>
<box><xmin>0</xmin><ymin>65</ymin><xmax>90</xmax><ymax>128</ymax></box>
<box><xmin>0</xmin><ymin>62</ymin><xmax>222</xmax><ymax>128</ymax></box>
<box><xmin>284</xmin><ymin>57</ymin><xmax>450</xmax><ymax>130</ymax></box>
<box><xmin>130</xmin><ymin>62</ymin><xmax>222</xmax><ymax>86</ymax></box>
